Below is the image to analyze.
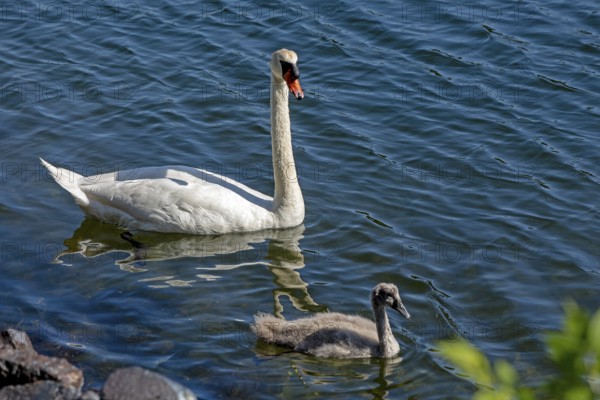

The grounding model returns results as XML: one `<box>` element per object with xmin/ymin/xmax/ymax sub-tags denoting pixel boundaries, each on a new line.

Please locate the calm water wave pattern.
<box><xmin>0</xmin><ymin>0</ymin><xmax>598</xmax><ymax>398</ymax></box>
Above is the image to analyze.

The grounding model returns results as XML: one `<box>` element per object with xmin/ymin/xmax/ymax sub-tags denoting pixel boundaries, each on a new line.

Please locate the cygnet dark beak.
<box><xmin>393</xmin><ymin>300</ymin><xmax>411</xmax><ymax>319</ymax></box>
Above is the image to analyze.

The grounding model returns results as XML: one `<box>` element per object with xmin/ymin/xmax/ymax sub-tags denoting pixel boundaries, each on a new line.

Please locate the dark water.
<box><xmin>1</xmin><ymin>0</ymin><xmax>599</xmax><ymax>398</ymax></box>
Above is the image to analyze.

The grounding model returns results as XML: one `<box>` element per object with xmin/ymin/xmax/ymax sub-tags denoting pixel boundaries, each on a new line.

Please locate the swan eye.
<box><xmin>280</xmin><ymin>61</ymin><xmax>300</xmax><ymax>80</ymax></box>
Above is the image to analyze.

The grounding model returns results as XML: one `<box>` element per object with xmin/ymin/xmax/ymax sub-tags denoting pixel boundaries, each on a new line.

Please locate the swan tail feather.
<box><xmin>252</xmin><ymin>312</ymin><xmax>298</xmax><ymax>347</ymax></box>
<box><xmin>40</xmin><ymin>158</ymin><xmax>90</xmax><ymax>207</ymax></box>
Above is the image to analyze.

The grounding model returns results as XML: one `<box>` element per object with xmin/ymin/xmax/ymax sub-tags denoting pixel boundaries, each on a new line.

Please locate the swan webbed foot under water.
<box><xmin>252</xmin><ymin>283</ymin><xmax>411</xmax><ymax>359</ymax></box>
<box><xmin>41</xmin><ymin>49</ymin><xmax>305</xmax><ymax>235</ymax></box>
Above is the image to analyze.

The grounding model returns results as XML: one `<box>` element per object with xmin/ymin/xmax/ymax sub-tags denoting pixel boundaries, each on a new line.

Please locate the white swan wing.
<box><xmin>76</xmin><ymin>166</ymin><xmax>274</xmax><ymax>234</ymax></box>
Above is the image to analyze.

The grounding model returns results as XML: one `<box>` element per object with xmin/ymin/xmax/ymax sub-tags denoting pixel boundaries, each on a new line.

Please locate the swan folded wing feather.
<box><xmin>76</xmin><ymin>166</ymin><xmax>276</xmax><ymax>234</ymax></box>
<box><xmin>80</xmin><ymin>165</ymin><xmax>272</xmax><ymax>202</ymax></box>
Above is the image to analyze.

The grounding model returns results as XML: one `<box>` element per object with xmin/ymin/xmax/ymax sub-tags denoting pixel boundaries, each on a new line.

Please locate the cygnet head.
<box><xmin>270</xmin><ymin>49</ymin><xmax>304</xmax><ymax>100</ymax></box>
<box><xmin>371</xmin><ymin>283</ymin><xmax>411</xmax><ymax>319</ymax></box>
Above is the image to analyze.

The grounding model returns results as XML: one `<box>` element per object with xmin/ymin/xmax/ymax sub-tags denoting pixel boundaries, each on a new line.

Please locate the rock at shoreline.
<box><xmin>0</xmin><ymin>380</ymin><xmax>82</xmax><ymax>400</ymax></box>
<box><xmin>103</xmin><ymin>366</ymin><xmax>196</xmax><ymax>400</ymax></box>
<box><xmin>0</xmin><ymin>329</ymin><xmax>196</xmax><ymax>400</ymax></box>
<box><xmin>0</xmin><ymin>328</ymin><xmax>84</xmax><ymax>397</ymax></box>
<box><xmin>1</xmin><ymin>329</ymin><xmax>33</xmax><ymax>352</ymax></box>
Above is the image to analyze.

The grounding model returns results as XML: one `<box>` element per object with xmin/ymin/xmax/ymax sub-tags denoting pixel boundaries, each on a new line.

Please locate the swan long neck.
<box><xmin>373</xmin><ymin>303</ymin><xmax>400</xmax><ymax>357</ymax></box>
<box><xmin>270</xmin><ymin>74</ymin><xmax>304</xmax><ymax>223</ymax></box>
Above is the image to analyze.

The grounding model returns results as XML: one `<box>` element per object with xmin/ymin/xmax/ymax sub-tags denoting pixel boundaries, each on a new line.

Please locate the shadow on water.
<box><xmin>54</xmin><ymin>218</ymin><xmax>326</xmax><ymax>316</ymax></box>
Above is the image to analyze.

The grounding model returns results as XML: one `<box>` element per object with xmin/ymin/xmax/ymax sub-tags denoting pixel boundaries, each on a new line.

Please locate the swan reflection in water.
<box><xmin>55</xmin><ymin>218</ymin><xmax>324</xmax><ymax>316</ymax></box>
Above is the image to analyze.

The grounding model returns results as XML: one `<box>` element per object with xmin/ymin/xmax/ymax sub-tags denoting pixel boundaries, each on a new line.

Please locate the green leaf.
<box><xmin>563</xmin><ymin>384</ymin><xmax>593</xmax><ymax>400</ymax></box>
<box><xmin>494</xmin><ymin>359</ymin><xmax>518</xmax><ymax>388</ymax></box>
<box><xmin>440</xmin><ymin>301</ymin><xmax>600</xmax><ymax>400</ymax></box>
<box><xmin>588</xmin><ymin>309</ymin><xmax>600</xmax><ymax>354</ymax></box>
<box><xmin>546</xmin><ymin>301</ymin><xmax>590</xmax><ymax>376</ymax></box>
<box><xmin>562</xmin><ymin>301</ymin><xmax>589</xmax><ymax>339</ymax></box>
<box><xmin>516</xmin><ymin>387</ymin><xmax>536</xmax><ymax>400</ymax></box>
<box><xmin>473</xmin><ymin>391</ymin><xmax>503</xmax><ymax>400</ymax></box>
<box><xmin>438</xmin><ymin>339</ymin><xmax>493</xmax><ymax>387</ymax></box>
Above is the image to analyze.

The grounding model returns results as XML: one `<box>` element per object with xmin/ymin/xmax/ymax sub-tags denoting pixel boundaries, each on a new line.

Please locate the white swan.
<box><xmin>252</xmin><ymin>283</ymin><xmax>411</xmax><ymax>358</ymax></box>
<box><xmin>41</xmin><ymin>49</ymin><xmax>305</xmax><ymax>235</ymax></box>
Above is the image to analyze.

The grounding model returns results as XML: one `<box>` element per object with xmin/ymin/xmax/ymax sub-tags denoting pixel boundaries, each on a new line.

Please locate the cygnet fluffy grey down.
<box><xmin>252</xmin><ymin>283</ymin><xmax>410</xmax><ymax>358</ymax></box>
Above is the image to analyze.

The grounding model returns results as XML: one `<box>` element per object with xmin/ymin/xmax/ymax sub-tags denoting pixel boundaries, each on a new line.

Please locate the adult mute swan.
<box><xmin>41</xmin><ymin>49</ymin><xmax>305</xmax><ymax>235</ymax></box>
<box><xmin>252</xmin><ymin>283</ymin><xmax>411</xmax><ymax>358</ymax></box>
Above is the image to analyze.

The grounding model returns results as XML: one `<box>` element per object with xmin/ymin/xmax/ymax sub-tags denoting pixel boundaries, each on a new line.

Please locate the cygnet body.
<box><xmin>252</xmin><ymin>283</ymin><xmax>410</xmax><ymax>358</ymax></box>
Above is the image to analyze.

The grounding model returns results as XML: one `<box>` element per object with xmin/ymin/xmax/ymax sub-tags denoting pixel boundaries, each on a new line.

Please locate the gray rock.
<box><xmin>102</xmin><ymin>366</ymin><xmax>196</xmax><ymax>400</ymax></box>
<box><xmin>0</xmin><ymin>329</ymin><xmax>196</xmax><ymax>400</ymax></box>
<box><xmin>0</xmin><ymin>329</ymin><xmax>84</xmax><ymax>394</ymax></box>
<box><xmin>0</xmin><ymin>328</ymin><xmax>34</xmax><ymax>352</ymax></box>
<box><xmin>78</xmin><ymin>389</ymin><xmax>101</xmax><ymax>400</ymax></box>
<box><xmin>0</xmin><ymin>380</ymin><xmax>79</xmax><ymax>400</ymax></box>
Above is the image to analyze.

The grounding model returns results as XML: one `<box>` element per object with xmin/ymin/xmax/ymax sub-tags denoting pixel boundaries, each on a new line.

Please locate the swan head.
<box><xmin>270</xmin><ymin>49</ymin><xmax>304</xmax><ymax>100</ymax></box>
<box><xmin>371</xmin><ymin>283</ymin><xmax>411</xmax><ymax>319</ymax></box>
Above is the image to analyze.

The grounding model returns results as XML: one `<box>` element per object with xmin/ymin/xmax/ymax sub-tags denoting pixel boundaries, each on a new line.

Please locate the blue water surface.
<box><xmin>1</xmin><ymin>0</ymin><xmax>599</xmax><ymax>398</ymax></box>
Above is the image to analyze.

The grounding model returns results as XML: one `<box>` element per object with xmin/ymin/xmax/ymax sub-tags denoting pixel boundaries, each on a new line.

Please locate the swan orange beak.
<box><xmin>284</xmin><ymin>70</ymin><xmax>304</xmax><ymax>100</ymax></box>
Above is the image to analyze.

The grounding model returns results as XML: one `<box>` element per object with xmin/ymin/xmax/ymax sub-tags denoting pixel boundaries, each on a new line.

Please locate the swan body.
<box><xmin>252</xmin><ymin>283</ymin><xmax>411</xmax><ymax>358</ymax></box>
<box><xmin>41</xmin><ymin>49</ymin><xmax>305</xmax><ymax>235</ymax></box>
